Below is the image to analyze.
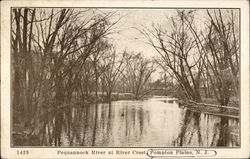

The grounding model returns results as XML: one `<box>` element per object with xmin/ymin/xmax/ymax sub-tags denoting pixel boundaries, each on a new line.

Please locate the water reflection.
<box><xmin>174</xmin><ymin>109</ymin><xmax>239</xmax><ymax>147</ymax></box>
<box><xmin>40</xmin><ymin>97</ymin><xmax>239</xmax><ymax>147</ymax></box>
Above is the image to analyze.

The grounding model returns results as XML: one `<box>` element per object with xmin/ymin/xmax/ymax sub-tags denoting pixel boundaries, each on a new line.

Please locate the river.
<box><xmin>45</xmin><ymin>96</ymin><xmax>239</xmax><ymax>147</ymax></box>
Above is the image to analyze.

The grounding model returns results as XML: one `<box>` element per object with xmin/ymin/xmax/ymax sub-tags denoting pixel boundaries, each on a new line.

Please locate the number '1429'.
<box><xmin>17</xmin><ymin>150</ymin><xmax>29</xmax><ymax>155</ymax></box>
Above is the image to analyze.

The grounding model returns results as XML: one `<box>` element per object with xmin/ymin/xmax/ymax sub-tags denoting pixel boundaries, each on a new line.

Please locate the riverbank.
<box><xmin>85</xmin><ymin>92</ymin><xmax>136</xmax><ymax>103</ymax></box>
<box><xmin>93</xmin><ymin>93</ymin><xmax>239</xmax><ymax>119</ymax></box>
<box><xmin>179</xmin><ymin>100</ymin><xmax>239</xmax><ymax>119</ymax></box>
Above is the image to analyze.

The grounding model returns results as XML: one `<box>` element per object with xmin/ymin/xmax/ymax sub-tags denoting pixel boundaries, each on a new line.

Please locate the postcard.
<box><xmin>1</xmin><ymin>0</ymin><xmax>249</xmax><ymax>158</ymax></box>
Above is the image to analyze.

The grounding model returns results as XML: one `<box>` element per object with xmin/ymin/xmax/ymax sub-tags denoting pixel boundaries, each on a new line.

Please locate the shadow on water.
<box><xmin>174</xmin><ymin>108</ymin><xmax>239</xmax><ymax>147</ymax></box>
<box><xmin>92</xmin><ymin>103</ymin><xmax>98</xmax><ymax>146</ymax></box>
<box><xmin>174</xmin><ymin>109</ymin><xmax>202</xmax><ymax>146</ymax></box>
<box><xmin>81</xmin><ymin>104</ymin><xmax>89</xmax><ymax>146</ymax></box>
<box><xmin>53</xmin><ymin>110</ymin><xmax>64</xmax><ymax>146</ymax></box>
<box><xmin>23</xmin><ymin>97</ymin><xmax>239</xmax><ymax>147</ymax></box>
<box><xmin>216</xmin><ymin>117</ymin><xmax>239</xmax><ymax>147</ymax></box>
<box><xmin>216</xmin><ymin>117</ymin><xmax>229</xmax><ymax>146</ymax></box>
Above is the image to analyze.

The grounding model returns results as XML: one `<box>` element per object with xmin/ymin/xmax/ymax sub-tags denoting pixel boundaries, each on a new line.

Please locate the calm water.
<box><xmin>44</xmin><ymin>96</ymin><xmax>239</xmax><ymax>147</ymax></box>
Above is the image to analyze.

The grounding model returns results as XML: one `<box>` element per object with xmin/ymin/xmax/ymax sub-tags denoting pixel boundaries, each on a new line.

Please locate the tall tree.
<box><xmin>124</xmin><ymin>52</ymin><xmax>155</xmax><ymax>99</ymax></box>
<box><xmin>184</xmin><ymin>9</ymin><xmax>239</xmax><ymax>105</ymax></box>
<box><xmin>140</xmin><ymin>10</ymin><xmax>204</xmax><ymax>102</ymax></box>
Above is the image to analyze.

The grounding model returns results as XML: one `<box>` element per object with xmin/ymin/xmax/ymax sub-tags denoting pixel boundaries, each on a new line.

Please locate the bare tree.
<box><xmin>184</xmin><ymin>9</ymin><xmax>239</xmax><ymax>105</ymax></box>
<box><xmin>139</xmin><ymin>10</ymin><xmax>204</xmax><ymax>102</ymax></box>
<box><xmin>11</xmin><ymin>8</ymin><xmax>120</xmax><ymax>144</ymax></box>
<box><xmin>89</xmin><ymin>39</ymin><xmax>110</xmax><ymax>99</ymax></box>
<box><xmin>205</xmin><ymin>9</ymin><xmax>239</xmax><ymax>105</ymax></box>
<box><xmin>123</xmin><ymin>52</ymin><xmax>155</xmax><ymax>99</ymax></box>
<box><xmin>100</xmin><ymin>47</ymin><xmax>126</xmax><ymax>102</ymax></box>
<box><xmin>12</xmin><ymin>8</ymin><xmax>37</xmax><ymax>121</ymax></box>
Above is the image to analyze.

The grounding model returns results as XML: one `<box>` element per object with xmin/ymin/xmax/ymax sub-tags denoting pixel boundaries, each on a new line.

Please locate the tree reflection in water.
<box><xmin>174</xmin><ymin>109</ymin><xmax>239</xmax><ymax>147</ymax></box>
<box><xmin>36</xmin><ymin>98</ymin><xmax>239</xmax><ymax>147</ymax></box>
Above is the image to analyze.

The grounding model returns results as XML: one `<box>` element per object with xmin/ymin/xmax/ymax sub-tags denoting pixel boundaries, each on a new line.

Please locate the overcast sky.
<box><xmin>106</xmin><ymin>9</ymin><xmax>194</xmax><ymax>80</ymax></box>
<box><xmin>108</xmin><ymin>9</ymin><xmax>173</xmax><ymax>58</ymax></box>
<box><xmin>101</xmin><ymin>9</ymin><xmax>239</xmax><ymax>80</ymax></box>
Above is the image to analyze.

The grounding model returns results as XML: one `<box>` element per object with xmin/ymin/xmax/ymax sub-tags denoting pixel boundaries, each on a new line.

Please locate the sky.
<box><xmin>106</xmin><ymin>9</ymin><xmax>239</xmax><ymax>57</ymax></box>
<box><xmin>104</xmin><ymin>9</ymin><xmax>179</xmax><ymax>80</ymax></box>
<box><xmin>102</xmin><ymin>9</ymin><xmax>239</xmax><ymax>81</ymax></box>
<box><xmin>105</xmin><ymin>9</ymin><xmax>192</xmax><ymax>80</ymax></box>
<box><xmin>107</xmin><ymin>9</ymin><xmax>173</xmax><ymax>58</ymax></box>
<box><xmin>93</xmin><ymin>9</ymin><xmax>239</xmax><ymax>81</ymax></box>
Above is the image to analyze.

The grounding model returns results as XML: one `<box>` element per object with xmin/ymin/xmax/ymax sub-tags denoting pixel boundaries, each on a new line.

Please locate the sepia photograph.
<box><xmin>10</xmin><ymin>7</ymin><xmax>241</xmax><ymax>147</ymax></box>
